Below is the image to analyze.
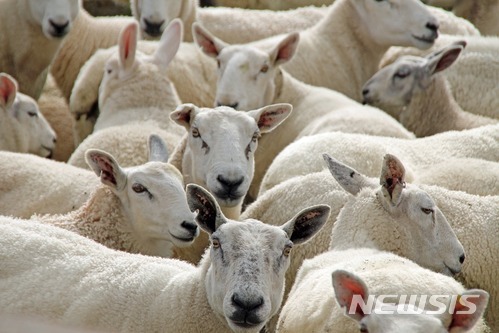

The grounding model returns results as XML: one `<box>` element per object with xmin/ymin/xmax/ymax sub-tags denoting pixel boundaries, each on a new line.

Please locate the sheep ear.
<box><xmin>323</xmin><ymin>154</ymin><xmax>376</xmax><ymax>195</ymax></box>
<box><xmin>0</xmin><ymin>73</ymin><xmax>18</xmax><ymax>109</ymax></box>
<box><xmin>148</xmin><ymin>134</ymin><xmax>169</xmax><ymax>163</ymax></box>
<box><xmin>170</xmin><ymin>103</ymin><xmax>199</xmax><ymax>129</ymax></box>
<box><xmin>425</xmin><ymin>41</ymin><xmax>465</xmax><ymax>75</ymax></box>
<box><xmin>247</xmin><ymin>103</ymin><xmax>292</xmax><ymax>134</ymax></box>
<box><xmin>281</xmin><ymin>205</ymin><xmax>330</xmax><ymax>245</ymax></box>
<box><xmin>270</xmin><ymin>32</ymin><xmax>300</xmax><ymax>66</ymax></box>
<box><xmin>118</xmin><ymin>22</ymin><xmax>138</xmax><ymax>71</ymax></box>
<box><xmin>85</xmin><ymin>149</ymin><xmax>127</xmax><ymax>191</ymax></box>
<box><xmin>332</xmin><ymin>270</ymin><xmax>369</xmax><ymax>322</ymax></box>
<box><xmin>379</xmin><ymin>154</ymin><xmax>406</xmax><ymax>207</ymax></box>
<box><xmin>449</xmin><ymin>289</ymin><xmax>489</xmax><ymax>333</ymax></box>
<box><xmin>186</xmin><ymin>184</ymin><xmax>227</xmax><ymax>234</ymax></box>
<box><xmin>192</xmin><ymin>22</ymin><xmax>227</xmax><ymax>58</ymax></box>
<box><xmin>154</xmin><ymin>19</ymin><xmax>183</xmax><ymax>69</ymax></box>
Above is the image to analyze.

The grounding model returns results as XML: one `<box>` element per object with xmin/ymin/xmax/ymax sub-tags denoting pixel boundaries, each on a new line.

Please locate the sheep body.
<box><xmin>0</xmin><ymin>152</ymin><xmax>98</xmax><ymax>219</ymax></box>
<box><xmin>277</xmin><ymin>248</ymin><xmax>488</xmax><ymax>333</ymax></box>
<box><xmin>260</xmin><ymin>125</ymin><xmax>499</xmax><ymax>196</ymax></box>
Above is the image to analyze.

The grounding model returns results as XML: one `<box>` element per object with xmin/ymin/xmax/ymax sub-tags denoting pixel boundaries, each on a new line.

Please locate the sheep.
<box><xmin>132</xmin><ymin>0</ymin><xmax>478</xmax><ymax>43</ymax></box>
<box><xmin>67</xmin><ymin>20</ymin><xmax>186</xmax><ymax>168</ymax></box>
<box><xmin>169</xmin><ymin>102</ymin><xmax>292</xmax><ymax>220</ymax></box>
<box><xmin>363</xmin><ymin>41</ymin><xmax>498</xmax><ymax>137</ymax></box>
<box><xmin>0</xmin><ymin>151</ymin><xmax>99</xmax><ymax>219</ymax></box>
<box><xmin>67</xmin><ymin>0</ymin><xmax>478</xmax><ymax>129</ymax></box>
<box><xmin>0</xmin><ymin>184</ymin><xmax>330</xmax><ymax>333</ymax></box>
<box><xmin>453</xmin><ymin>0</ymin><xmax>499</xmax><ymax>36</ymax></box>
<box><xmin>212</xmin><ymin>0</ymin><xmax>333</xmax><ymax>10</ymax></box>
<box><xmin>34</xmin><ymin>134</ymin><xmax>205</xmax><ymax>260</ymax></box>
<box><xmin>0</xmin><ymin>315</ymin><xmax>109</xmax><ymax>333</ymax></box>
<box><xmin>0</xmin><ymin>73</ymin><xmax>57</xmax><ymax>158</ymax></box>
<box><xmin>380</xmin><ymin>34</ymin><xmax>499</xmax><ymax>120</ymax></box>
<box><xmin>193</xmin><ymin>24</ymin><xmax>415</xmax><ymax>201</ymax></box>
<box><xmin>0</xmin><ymin>0</ymin><xmax>80</xmax><ymax>100</ymax></box>
<box><xmin>50</xmin><ymin>9</ymin><xmax>134</xmax><ymax>101</ymax></box>
<box><xmin>259</xmin><ymin>124</ymin><xmax>499</xmax><ymax>196</ymax></box>
<box><xmin>276</xmin><ymin>248</ymin><xmax>490</xmax><ymax>333</ymax></box>
<box><xmin>245</xmin><ymin>153</ymin><xmax>468</xmax><ymax>331</ymax></box>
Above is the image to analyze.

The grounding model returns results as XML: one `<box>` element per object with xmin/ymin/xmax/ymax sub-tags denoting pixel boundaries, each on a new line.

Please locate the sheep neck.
<box><xmin>303</xmin><ymin>0</ymin><xmax>387</xmax><ymax>101</ymax></box>
<box><xmin>403</xmin><ymin>75</ymin><xmax>496</xmax><ymax>136</ymax></box>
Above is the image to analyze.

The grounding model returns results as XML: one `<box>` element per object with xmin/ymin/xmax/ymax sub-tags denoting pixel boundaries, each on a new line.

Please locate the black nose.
<box><xmin>426</xmin><ymin>21</ymin><xmax>439</xmax><ymax>32</ymax></box>
<box><xmin>143</xmin><ymin>18</ymin><xmax>164</xmax><ymax>37</ymax></box>
<box><xmin>181</xmin><ymin>221</ymin><xmax>198</xmax><ymax>236</ymax></box>
<box><xmin>217</xmin><ymin>175</ymin><xmax>244</xmax><ymax>192</ymax></box>
<box><xmin>216</xmin><ymin>102</ymin><xmax>239</xmax><ymax>109</ymax></box>
<box><xmin>53</xmin><ymin>137</ymin><xmax>57</xmax><ymax>144</ymax></box>
<box><xmin>459</xmin><ymin>253</ymin><xmax>466</xmax><ymax>264</ymax></box>
<box><xmin>232</xmin><ymin>293</ymin><xmax>264</xmax><ymax>312</ymax></box>
<box><xmin>49</xmin><ymin>19</ymin><xmax>69</xmax><ymax>37</ymax></box>
<box><xmin>362</xmin><ymin>88</ymin><xmax>369</xmax><ymax>96</ymax></box>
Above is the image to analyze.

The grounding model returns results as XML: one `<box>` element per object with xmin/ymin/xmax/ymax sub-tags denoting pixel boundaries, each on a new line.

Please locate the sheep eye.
<box><xmin>283</xmin><ymin>246</ymin><xmax>292</xmax><ymax>257</ymax></box>
<box><xmin>421</xmin><ymin>207</ymin><xmax>434</xmax><ymax>215</ymax></box>
<box><xmin>212</xmin><ymin>238</ymin><xmax>220</xmax><ymax>248</ymax></box>
<box><xmin>107</xmin><ymin>69</ymin><xmax>112</xmax><ymax>74</ymax></box>
<box><xmin>394</xmin><ymin>68</ymin><xmax>410</xmax><ymax>79</ymax></box>
<box><xmin>27</xmin><ymin>111</ymin><xmax>38</xmax><ymax>117</ymax></box>
<box><xmin>192</xmin><ymin>127</ymin><xmax>200</xmax><ymax>138</ymax></box>
<box><xmin>260</xmin><ymin>64</ymin><xmax>269</xmax><ymax>73</ymax></box>
<box><xmin>132</xmin><ymin>183</ymin><xmax>147</xmax><ymax>193</ymax></box>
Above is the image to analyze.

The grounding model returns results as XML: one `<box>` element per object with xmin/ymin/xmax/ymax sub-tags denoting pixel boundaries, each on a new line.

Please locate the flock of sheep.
<box><xmin>0</xmin><ymin>0</ymin><xmax>498</xmax><ymax>332</ymax></box>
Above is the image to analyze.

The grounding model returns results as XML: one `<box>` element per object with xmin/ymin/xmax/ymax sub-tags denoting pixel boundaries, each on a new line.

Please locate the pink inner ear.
<box><xmin>336</xmin><ymin>275</ymin><xmax>367</xmax><ymax>317</ymax></box>
<box><xmin>124</xmin><ymin>29</ymin><xmax>132</xmax><ymax>60</ymax></box>
<box><xmin>0</xmin><ymin>77</ymin><xmax>15</xmax><ymax>105</ymax></box>
<box><xmin>258</xmin><ymin>108</ymin><xmax>287</xmax><ymax>128</ymax></box>
<box><xmin>277</xmin><ymin>37</ymin><xmax>297</xmax><ymax>61</ymax></box>
<box><xmin>450</xmin><ymin>296</ymin><xmax>479</xmax><ymax>330</ymax></box>
<box><xmin>92</xmin><ymin>154</ymin><xmax>117</xmax><ymax>186</ymax></box>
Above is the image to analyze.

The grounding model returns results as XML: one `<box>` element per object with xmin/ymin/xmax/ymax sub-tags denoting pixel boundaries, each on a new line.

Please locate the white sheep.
<box><xmin>277</xmin><ymin>248</ymin><xmax>490</xmax><ymax>333</ymax></box>
<box><xmin>0</xmin><ymin>184</ymin><xmax>330</xmax><ymax>333</ymax></box>
<box><xmin>453</xmin><ymin>0</ymin><xmax>499</xmax><ymax>36</ymax></box>
<box><xmin>170</xmin><ymin>102</ymin><xmax>292</xmax><ymax>220</ymax></box>
<box><xmin>212</xmin><ymin>0</ymin><xmax>333</xmax><ymax>10</ymax></box>
<box><xmin>0</xmin><ymin>151</ymin><xmax>99</xmax><ymax>219</ymax></box>
<box><xmin>67</xmin><ymin>0</ymin><xmax>478</xmax><ymax>128</ymax></box>
<box><xmin>132</xmin><ymin>0</ymin><xmax>478</xmax><ymax>42</ymax></box>
<box><xmin>324</xmin><ymin>155</ymin><xmax>499</xmax><ymax>330</ymax></box>
<box><xmin>50</xmin><ymin>9</ymin><xmax>134</xmax><ymax>100</ymax></box>
<box><xmin>259</xmin><ymin>124</ymin><xmax>499</xmax><ymax>196</ymax></box>
<box><xmin>0</xmin><ymin>315</ymin><xmax>109</xmax><ymax>333</ymax></box>
<box><xmin>36</xmin><ymin>134</ymin><xmax>204</xmax><ymax>259</ymax></box>
<box><xmin>193</xmin><ymin>24</ymin><xmax>415</xmax><ymax>201</ymax></box>
<box><xmin>0</xmin><ymin>73</ymin><xmax>57</xmax><ymax>158</ymax></box>
<box><xmin>363</xmin><ymin>41</ymin><xmax>497</xmax><ymax>137</ymax></box>
<box><xmin>380</xmin><ymin>34</ymin><xmax>499</xmax><ymax>120</ymax></box>
<box><xmin>0</xmin><ymin>0</ymin><xmax>80</xmax><ymax>100</ymax></box>
<box><xmin>68</xmin><ymin>20</ymin><xmax>186</xmax><ymax>168</ymax></box>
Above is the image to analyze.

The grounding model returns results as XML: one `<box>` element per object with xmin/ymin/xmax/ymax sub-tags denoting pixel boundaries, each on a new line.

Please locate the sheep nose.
<box><xmin>459</xmin><ymin>253</ymin><xmax>466</xmax><ymax>264</ymax></box>
<box><xmin>143</xmin><ymin>18</ymin><xmax>165</xmax><ymax>37</ymax></box>
<box><xmin>362</xmin><ymin>88</ymin><xmax>369</xmax><ymax>96</ymax></box>
<box><xmin>53</xmin><ymin>137</ymin><xmax>57</xmax><ymax>144</ymax></box>
<box><xmin>216</xmin><ymin>101</ymin><xmax>239</xmax><ymax>109</ymax></box>
<box><xmin>49</xmin><ymin>19</ymin><xmax>69</xmax><ymax>37</ymax></box>
<box><xmin>181</xmin><ymin>221</ymin><xmax>198</xmax><ymax>236</ymax></box>
<box><xmin>232</xmin><ymin>293</ymin><xmax>264</xmax><ymax>312</ymax></box>
<box><xmin>426</xmin><ymin>21</ymin><xmax>439</xmax><ymax>33</ymax></box>
<box><xmin>217</xmin><ymin>175</ymin><xmax>244</xmax><ymax>192</ymax></box>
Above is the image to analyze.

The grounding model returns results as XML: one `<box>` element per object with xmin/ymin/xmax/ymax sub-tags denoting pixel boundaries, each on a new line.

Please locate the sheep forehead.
<box><xmin>214</xmin><ymin>220</ymin><xmax>289</xmax><ymax>253</ymax></box>
<box><xmin>193</xmin><ymin>108</ymin><xmax>258</xmax><ymax>137</ymax></box>
<box><xmin>220</xmin><ymin>46</ymin><xmax>269</xmax><ymax>71</ymax></box>
<box><xmin>402</xmin><ymin>185</ymin><xmax>436</xmax><ymax>208</ymax></box>
<box><xmin>126</xmin><ymin>163</ymin><xmax>184</xmax><ymax>189</ymax></box>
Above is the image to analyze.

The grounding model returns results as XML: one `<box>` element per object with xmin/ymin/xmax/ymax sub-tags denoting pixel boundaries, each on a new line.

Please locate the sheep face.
<box><xmin>324</xmin><ymin>154</ymin><xmax>465</xmax><ymax>277</ymax></box>
<box><xmin>193</xmin><ymin>23</ymin><xmax>299</xmax><ymax>111</ymax></box>
<box><xmin>85</xmin><ymin>136</ymin><xmax>198</xmax><ymax>258</ymax></box>
<box><xmin>353</xmin><ymin>0</ymin><xmax>439</xmax><ymax>50</ymax></box>
<box><xmin>172</xmin><ymin>104</ymin><xmax>292</xmax><ymax>210</ymax></box>
<box><xmin>362</xmin><ymin>41</ymin><xmax>465</xmax><ymax>108</ymax></box>
<box><xmin>132</xmin><ymin>0</ymin><xmax>181</xmax><ymax>39</ymax></box>
<box><xmin>0</xmin><ymin>73</ymin><xmax>56</xmax><ymax>158</ymax></box>
<box><xmin>26</xmin><ymin>0</ymin><xmax>80</xmax><ymax>39</ymax></box>
<box><xmin>187</xmin><ymin>184</ymin><xmax>330</xmax><ymax>333</ymax></box>
<box><xmin>332</xmin><ymin>270</ymin><xmax>489</xmax><ymax>333</ymax></box>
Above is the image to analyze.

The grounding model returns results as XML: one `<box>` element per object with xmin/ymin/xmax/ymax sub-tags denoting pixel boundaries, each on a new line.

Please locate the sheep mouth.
<box><xmin>443</xmin><ymin>264</ymin><xmax>461</xmax><ymax>277</ymax></box>
<box><xmin>41</xmin><ymin>146</ymin><xmax>54</xmax><ymax>159</ymax></box>
<box><xmin>169</xmin><ymin>232</ymin><xmax>195</xmax><ymax>243</ymax></box>
<box><xmin>412</xmin><ymin>34</ymin><xmax>437</xmax><ymax>45</ymax></box>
